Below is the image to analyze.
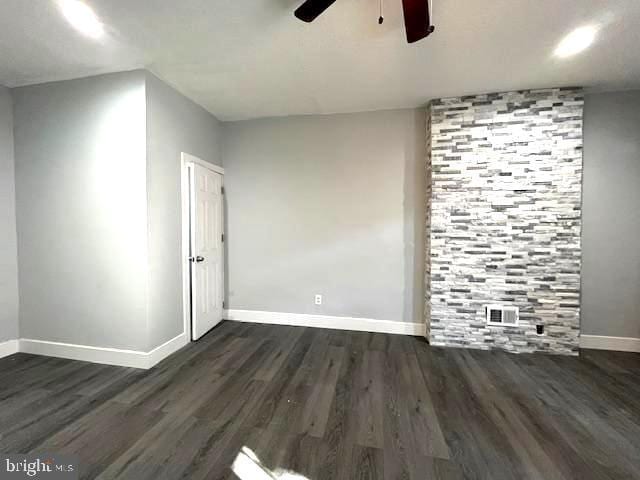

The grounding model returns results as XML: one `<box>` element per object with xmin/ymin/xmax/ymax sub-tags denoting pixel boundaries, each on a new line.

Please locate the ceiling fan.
<box><xmin>294</xmin><ymin>0</ymin><xmax>435</xmax><ymax>44</ymax></box>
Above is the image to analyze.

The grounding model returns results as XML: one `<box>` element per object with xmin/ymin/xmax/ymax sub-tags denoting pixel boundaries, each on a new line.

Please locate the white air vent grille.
<box><xmin>485</xmin><ymin>305</ymin><xmax>519</xmax><ymax>326</ymax></box>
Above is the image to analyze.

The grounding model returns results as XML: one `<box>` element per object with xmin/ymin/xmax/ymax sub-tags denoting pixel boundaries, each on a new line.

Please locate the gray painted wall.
<box><xmin>7</xmin><ymin>69</ymin><xmax>638</xmax><ymax>351</ymax></box>
<box><xmin>582</xmin><ymin>90</ymin><xmax>640</xmax><ymax>339</ymax></box>
<box><xmin>222</xmin><ymin>109</ymin><xmax>426</xmax><ymax>324</ymax></box>
<box><xmin>13</xmin><ymin>71</ymin><xmax>150</xmax><ymax>351</ymax></box>
<box><xmin>145</xmin><ymin>72</ymin><xmax>222</xmax><ymax>348</ymax></box>
<box><xmin>0</xmin><ymin>86</ymin><xmax>19</xmax><ymax>343</ymax></box>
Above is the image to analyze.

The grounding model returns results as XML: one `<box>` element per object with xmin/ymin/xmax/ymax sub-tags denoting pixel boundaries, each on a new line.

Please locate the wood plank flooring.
<box><xmin>1</xmin><ymin>321</ymin><xmax>639</xmax><ymax>479</ymax></box>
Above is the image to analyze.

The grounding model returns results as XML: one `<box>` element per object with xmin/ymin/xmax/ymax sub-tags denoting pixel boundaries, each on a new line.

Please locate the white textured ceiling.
<box><xmin>1</xmin><ymin>0</ymin><xmax>639</xmax><ymax>120</ymax></box>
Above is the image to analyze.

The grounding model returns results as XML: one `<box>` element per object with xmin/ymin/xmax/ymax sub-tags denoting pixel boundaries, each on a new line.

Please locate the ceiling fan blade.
<box><xmin>402</xmin><ymin>0</ymin><xmax>434</xmax><ymax>43</ymax></box>
<box><xmin>294</xmin><ymin>0</ymin><xmax>337</xmax><ymax>22</ymax></box>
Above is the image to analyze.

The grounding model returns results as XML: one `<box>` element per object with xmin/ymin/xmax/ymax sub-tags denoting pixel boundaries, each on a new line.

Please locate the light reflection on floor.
<box><xmin>231</xmin><ymin>446</ymin><xmax>310</xmax><ymax>480</ymax></box>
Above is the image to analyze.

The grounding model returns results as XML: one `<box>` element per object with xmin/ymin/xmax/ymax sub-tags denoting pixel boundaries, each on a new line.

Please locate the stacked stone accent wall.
<box><xmin>424</xmin><ymin>112</ymin><xmax>433</xmax><ymax>338</ymax></box>
<box><xmin>426</xmin><ymin>88</ymin><xmax>583</xmax><ymax>354</ymax></box>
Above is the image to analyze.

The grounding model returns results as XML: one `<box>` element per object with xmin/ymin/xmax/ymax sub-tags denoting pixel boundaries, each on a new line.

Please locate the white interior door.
<box><xmin>191</xmin><ymin>163</ymin><xmax>224</xmax><ymax>340</ymax></box>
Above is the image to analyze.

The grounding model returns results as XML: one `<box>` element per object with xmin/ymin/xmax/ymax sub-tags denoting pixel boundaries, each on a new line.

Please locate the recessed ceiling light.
<box><xmin>57</xmin><ymin>0</ymin><xmax>104</xmax><ymax>39</ymax></box>
<box><xmin>554</xmin><ymin>25</ymin><xmax>598</xmax><ymax>58</ymax></box>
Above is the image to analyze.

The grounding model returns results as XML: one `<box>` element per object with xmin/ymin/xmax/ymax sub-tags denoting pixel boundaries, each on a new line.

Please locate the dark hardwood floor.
<box><xmin>1</xmin><ymin>321</ymin><xmax>639</xmax><ymax>479</ymax></box>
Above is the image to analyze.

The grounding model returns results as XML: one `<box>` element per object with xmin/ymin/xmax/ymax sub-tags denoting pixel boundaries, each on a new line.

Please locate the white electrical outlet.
<box><xmin>314</xmin><ymin>294</ymin><xmax>322</xmax><ymax>305</ymax></box>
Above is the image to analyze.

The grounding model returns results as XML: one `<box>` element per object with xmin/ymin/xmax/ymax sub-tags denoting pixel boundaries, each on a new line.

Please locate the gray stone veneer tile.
<box><xmin>426</xmin><ymin>88</ymin><xmax>583</xmax><ymax>355</ymax></box>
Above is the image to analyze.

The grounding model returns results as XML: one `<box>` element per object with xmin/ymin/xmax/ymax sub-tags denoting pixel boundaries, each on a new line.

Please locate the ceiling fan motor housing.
<box><xmin>294</xmin><ymin>0</ymin><xmax>435</xmax><ymax>43</ymax></box>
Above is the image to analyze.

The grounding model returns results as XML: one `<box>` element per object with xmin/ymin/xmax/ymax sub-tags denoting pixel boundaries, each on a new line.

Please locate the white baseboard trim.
<box><xmin>224</xmin><ymin>309</ymin><xmax>426</xmax><ymax>336</ymax></box>
<box><xmin>147</xmin><ymin>332</ymin><xmax>189</xmax><ymax>368</ymax></box>
<box><xmin>18</xmin><ymin>332</ymin><xmax>189</xmax><ymax>369</ymax></box>
<box><xmin>19</xmin><ymin>338</ymin><xmax>150</xmax><ymax>369</ymax></box>
<box><xmin>580</xmin><ymin>335</ymin><xmax>640</xmax><ymax>353</ymax></box>
<box><xmin>0</xmin><ymin>339</ymin><xmax>19</xmax><ymax>359</ymax></box>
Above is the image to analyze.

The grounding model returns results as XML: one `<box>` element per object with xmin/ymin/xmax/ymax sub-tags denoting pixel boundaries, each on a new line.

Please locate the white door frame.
<box><xmin>181</xmin><ymin>152</ymin><xmax>225</xmax><ymax>341</ymax></box>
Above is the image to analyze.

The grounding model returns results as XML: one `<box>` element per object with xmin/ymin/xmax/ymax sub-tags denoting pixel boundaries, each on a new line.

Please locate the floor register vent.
<box><xmin>485</xmin><ymin>305</ymin><xmax>519</xmax><ymax>326</ymax></box>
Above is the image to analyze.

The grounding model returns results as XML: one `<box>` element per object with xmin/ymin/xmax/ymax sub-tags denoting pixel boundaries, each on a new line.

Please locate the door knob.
<box><xmin>190</xmin><ymin>256</ymin><xmax>205</xmax><ymax>263</ymax></box>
